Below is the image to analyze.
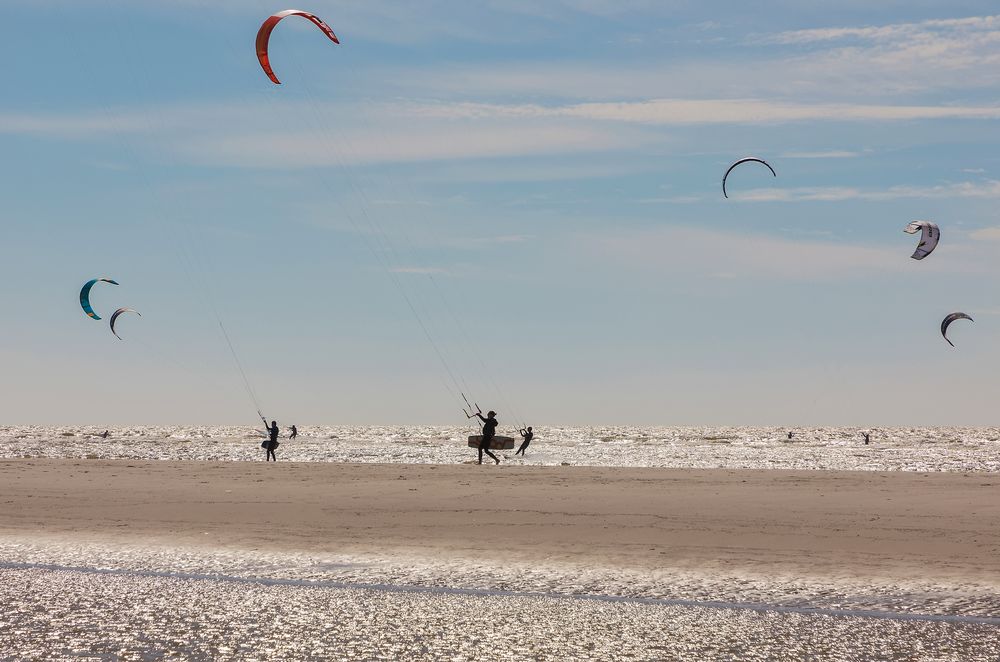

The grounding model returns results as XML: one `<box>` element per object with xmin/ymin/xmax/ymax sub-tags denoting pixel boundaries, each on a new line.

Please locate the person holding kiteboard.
<box><xmin>467</xmin><ymin>405</ymin><xmax>501</xmax><ymax>465</ymax></box>
<box><xmin>261</xmin><ymin>416</ymin><xmax>280</xmax><ymax>461</ymax></box>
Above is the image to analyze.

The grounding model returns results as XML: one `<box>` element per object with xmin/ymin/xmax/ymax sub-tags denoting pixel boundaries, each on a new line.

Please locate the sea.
<box><xmin>2</xmin><ymin>424</ymin><xmax>999</xmax><ymax>472</ymax></box>
<box><xmin>1</xmin><ymin>425</ymin><xmax>998</xmax><ymax>660</ymax></box>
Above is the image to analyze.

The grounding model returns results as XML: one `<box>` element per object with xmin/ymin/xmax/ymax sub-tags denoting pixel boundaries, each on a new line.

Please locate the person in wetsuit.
<box><xmin>263</xmin><ymin>419</ymin><xmax>279</xmax><ymax>461</ymax></box>
<box><xmin>289</xmin><ymin>425</ymin><xmax>297</xmax><ymax>440</ymax></box>
<box><xmin>515</xmin><ymin>426</ymin><xmax>534</xmax><ymax>456</ymax></box>
<box><xmin>100</xmin><ymin>430</ymin><xmax>109</xmax><ymax>439</ymax></box>
<box><xmin>863</xmin><ymin>432</ymin><xmax>870</xmax><ymax>445</ymax></box>
<box><xmin>471</xmin><ymin>408</ymin><xmax>500</xmax><ymax>465</ymax></box>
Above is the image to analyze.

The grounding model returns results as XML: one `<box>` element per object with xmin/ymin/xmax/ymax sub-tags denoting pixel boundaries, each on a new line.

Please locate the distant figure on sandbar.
<box><xmin>515</xmin><ymin>426</ymin><xmax>534</xmax><ymax>456</ymax></box>
<box><xmin>101</xmin><ymin>430</ymin><xmax>109</xmax><ymax>439</ymax></box>
<box><xmin>262</xmin><ymin>418</ymin><xmax>279</xmax><ymax>461</ymax></box>
<box><xmin>469</xmin><ymin>406</ymin><xmax>500</xmax><ymax>465</ymax></box>
<box><xmin>863</xmin><ymin>432</ymin><xmax>870</xmax><ymax>445</ymax></box>
<box><xmin>787</xmin><ymin>431</ymin><xmax>793</xmax><ymax>440</ymax></box>
<box><xmin>289</xmin><ymin>424</ymin><xmax>297</xmax><ymax>440</ymax></box>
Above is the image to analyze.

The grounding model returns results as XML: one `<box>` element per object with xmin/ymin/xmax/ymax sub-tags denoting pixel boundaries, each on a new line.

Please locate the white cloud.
<box><xmin>0</xmin><ymin>101</ymin><xmax>651</xmax><ymax>166</ymax></box>
<box><xmin>580</xmin><ymin>226</ymin><xmax>907</xmax><ymax>281</ymax></box>
<box><xmin>636</xmin><ymin>195</ymin><xmax>702</xmax><ymax>204</ymax></box>
<box><xmin>390</xmin><ymin>266</ymin><xmax>450</xmax><ymax>275</ymax></box>
<box><xmin>762</xmin><ymin>15</ymin><xmax>1000</xmax><ymax>46</ymax></box>
<box><xmin>390</xmin><ymin>13</ymin><xmax>1000</xmax><ymax>101</ymax></box>
<box><xmin>446</xmin><ymin>234</ymin><xmax>534</xmax><ymax>248</ymax></box>
<box><xmin>415</xmin><ymin>160</ymin><xmax>644</xmax><ymax>184</ymax></box>
<box><xmin>780</xmin><ymin>150</ymin><xmax>863</xmax><ymax>159</ymax></box>
<box><xmin>751</xmin><ymin>14</ymin><xmax>1000</xmax><ymax>98</ymax></box>
<box><xmin>486</xmin><ymin>0</ymin><xmax>669</xmax><ymax>19</ymax></box>
<box><xmin>969</xmin><ymin>227</ymin><xmax>1000</xmax><ymax>241</ymax></box>
<box><xmin>180</xmin><ymin>123</ymin><xmax>645</xmax><ymax>167</ymax></box>
<box><xmin>411</xmin><ymin>98</ymin><xmax>1000</xmax><ymax>125</ymax></box>
<box><xmin>0</xmin><ymin>113</ymin><xmax>151</xmax><ymax>137</ymax></box>
<box><xmin>733</xmin><ymin>180</ymin><xmax>1000</xmax><ymax>203</ymax></box>
<box><xmin>9</xmin><ymin>98</ymin><xmax>997</xmax><ymax>165</ymax></box>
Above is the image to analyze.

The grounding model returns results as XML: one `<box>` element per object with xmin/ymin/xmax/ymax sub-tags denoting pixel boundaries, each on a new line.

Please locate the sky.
<box><xmin>3</xmin><ymin>1</ymin><xmax>1000</xmax><ymax>425</ymax></box>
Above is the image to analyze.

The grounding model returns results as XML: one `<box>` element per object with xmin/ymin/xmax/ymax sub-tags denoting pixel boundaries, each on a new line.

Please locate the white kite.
<box><xmin>903</xmin><ymin>221</ymin><xmax>940</xmax><ymax>260</ymax></box>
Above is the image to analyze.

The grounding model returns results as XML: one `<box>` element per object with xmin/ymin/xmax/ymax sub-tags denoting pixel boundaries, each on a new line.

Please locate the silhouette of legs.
<box><xmin>478</xmin><ymin>438</ymin><xmax>500</xmax><ymax>465</ymax></box>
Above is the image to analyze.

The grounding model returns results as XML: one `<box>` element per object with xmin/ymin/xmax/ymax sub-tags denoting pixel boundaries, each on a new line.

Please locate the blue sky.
<box><xmin>4</xmin><ymin>1</ymin><xmax>1000</xmax><ymax>425</ymax></box>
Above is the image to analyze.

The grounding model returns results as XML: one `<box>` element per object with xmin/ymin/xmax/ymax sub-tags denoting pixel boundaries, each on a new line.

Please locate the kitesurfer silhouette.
<box><xmin>863</xmin><ymin>432</ymin><xmax>870</xmax><ymax>445</ymax></box>
<box><xmin>289</xmin><ymin>425</ymin><xmax>297</xmax><ymax>440</ymax></box>
<box><xmin>100</xmin><ymin>430</ymin><xmax>109</xmax><ymax>439</ymax></box>
<box><xmin>263</xmin><ymin>418</ymin><xmax>279</xmax><ymax>461</ymax></box>
<box><xmin>787</xmin><ymin>432</ymin><xmax>793</xmax><ymax>440</ymax></box>
<box><xmin>515</xmin><ymin>426</ymin><xmax>534</xmax><ymax>456</ymax></box>
<box><xmin>470</xmin><ymin>407</ymin><xmax>500</xmax><ymax>465</ymax></box>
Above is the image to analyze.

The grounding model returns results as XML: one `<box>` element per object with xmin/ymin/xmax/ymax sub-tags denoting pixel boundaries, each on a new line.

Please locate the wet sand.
<box><xmin>1</xmin><ymin>459</ymin><xmax>998</xmax><ymax>589</ymax></box>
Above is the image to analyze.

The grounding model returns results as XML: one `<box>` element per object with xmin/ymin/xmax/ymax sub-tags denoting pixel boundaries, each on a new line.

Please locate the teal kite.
<box><xmin>80</xmin><ymin>278</ymin><xmax>118</xmax><ymax>320</ymax></box>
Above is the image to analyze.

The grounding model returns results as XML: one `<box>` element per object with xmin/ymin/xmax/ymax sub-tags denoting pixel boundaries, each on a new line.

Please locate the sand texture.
<box><xmin>2</xmin><ymin>459</ymin><xmax>998</xmax><ymax>587</ymax></box>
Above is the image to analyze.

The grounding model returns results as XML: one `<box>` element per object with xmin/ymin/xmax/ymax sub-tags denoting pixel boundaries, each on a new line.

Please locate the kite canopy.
<box><xmin>80</xmin><ymin>278</ymin><xmax>119</xmax><ymax>320</ymax></box>
<box><xmin>256</xmin><ymin>9</ymin><xmax>340</xmax><ymax>85</ymax></box>
<box><xmin>903</xmin><ymin>220</ymin><xmax>940</xmax><ymax>260</ymax></box>
<box><xmin>110</xmin><ymin>307</ymin><xmax>141</xmax><ymax>340</ymax></box>
<box><xmin>722</xmin><ymin>157</ymin><xmax>776</xmax><ymax>199</ymax></box>
<box><xmin>940</xmin><ymin>312</ymin><xmax>973</xmax><ymax>347</ymax></box>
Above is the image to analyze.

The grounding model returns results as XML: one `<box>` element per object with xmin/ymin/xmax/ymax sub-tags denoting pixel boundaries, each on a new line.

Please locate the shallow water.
<box><xmin>3</xmin><ymin>425</ymin><xmax>999</xmax><ymax>472</ymax></box>
<box><xmin>2</xmin><ymin>537</ymin><xmax>998</xmax><ymax>621</ymax></box>
<box><xmin>1</xmin><ymin>566</ymin><xmax>997</xmax><ymax>661</ymax></box>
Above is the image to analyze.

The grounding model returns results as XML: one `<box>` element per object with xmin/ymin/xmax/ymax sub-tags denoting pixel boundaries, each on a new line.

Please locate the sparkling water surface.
<box><xmin>3</xmin><ymin>425</ymin><xmax>1000</xmax><ymax>472</ymax></box>
<box><xmin>2</xmin><ymin>567</ymin><xmax>997</xmax><ymax>661</ymax></box>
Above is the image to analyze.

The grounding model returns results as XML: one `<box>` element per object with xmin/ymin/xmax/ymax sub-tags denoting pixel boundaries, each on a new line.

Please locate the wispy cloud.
<box><xmin>585</xmin><ymin>223</ymin><xmax>996</xmax><ymax>281</ymax></box>
<box><xmin>0</xmin><ymin>101</ymin><xmax>651</xmax><ymax>166</ymax></box>
<box><xmin>181</xmin><ymin>123</ymin><xmax>645</xmax><ymax>167</ymax></box>
<box><xmin>969</xmin><ymin>227</ymin><xmax>1000</xmax><ymax>241</ymax></box>
<box><xmin>411</xmin><ymin>98</ymin><xmax>1000</xmax><ymax>125</ymax></box>
<box><xmin>580</xmin><ymin>226</ymin><xmax>908</xmax><ymax>281</ymax></box>
<box><xmin>636</xmin><ymin>195</ymin><xmax>702</xmax><ymax>204</ymax></box>
<box><xmin>485</xmin><ymin>0</ymin><xmax>671</xmax><ymax>19</ymax></box>
<box><xmin>390</xmin><ymin>13</ymin><xmax>1000</xmax><ymax>101</ymax></box>
<box><xmin>419</xmin><ymin>234</ymin><xmax>537</xmax><ymax>251</ymax></box>
<box><xmin>750</xmin><ymin>14</ymin><xmax>1000</xmax><ymax>98</ymax></box>
<box><xmin>762</xmin><ymin>15</ymin><xmax>1000</xmax><ymax>46</ymax></box>
<box><xmin>0</xmin><ymin>113</ymin><xmax>151</xmax><ymax>137</ymax></box>
<box><xmin>733</xmin><ymin>180</ymin><xmax>1000</xmax><ymax>203</ymax></box>
<box><xmin>390</xmin><ymin>266</ymin><xmax>450</xmax><ymax>275</ymax></box>
<box><xmin>780</xmin><ymin>150</ymin><xmax>863</xmax><ymax>159</ymax></box>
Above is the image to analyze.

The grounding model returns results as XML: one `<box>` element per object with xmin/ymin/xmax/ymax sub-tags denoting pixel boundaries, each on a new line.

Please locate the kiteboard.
<box><xmin>468</xmin><ymin>435</ymin><xmax>515</xmax><ymax>450</ymax></box>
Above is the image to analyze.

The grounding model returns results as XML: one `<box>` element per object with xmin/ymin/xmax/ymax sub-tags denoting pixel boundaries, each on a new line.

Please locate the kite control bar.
<box><xmin>461</xmin><ymin>392</ymin><xmax>481</xmax><ymax>419</ymax></box>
